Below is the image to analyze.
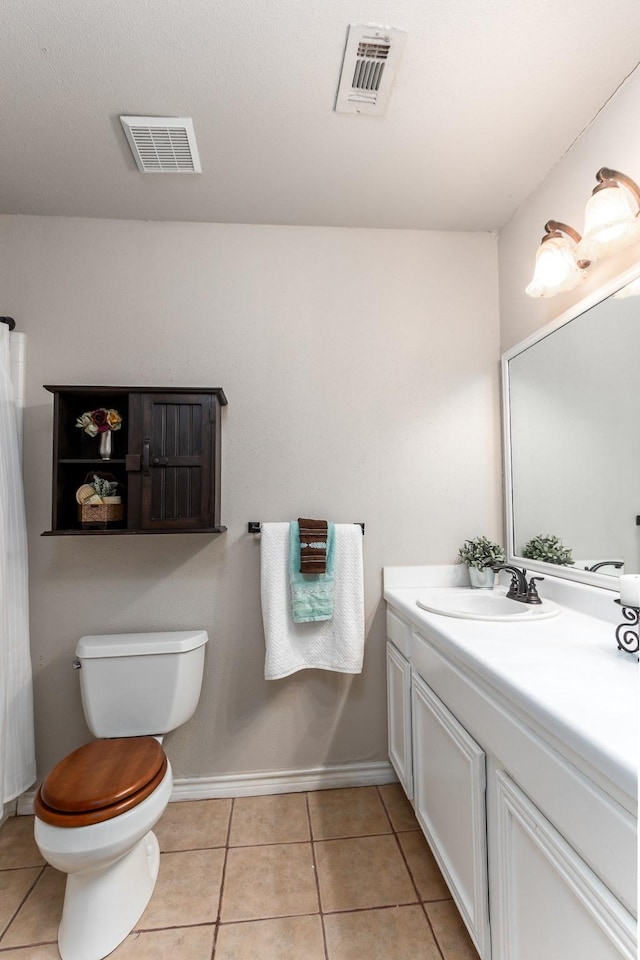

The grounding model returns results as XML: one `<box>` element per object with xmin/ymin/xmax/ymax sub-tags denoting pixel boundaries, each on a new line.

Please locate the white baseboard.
<box><xmin>1</xmin><ymin>799</ymin><xmax>17</xmax><ymax>826</ymax></box>
<box><xmin>170</xmin><ymin>761</ymin><xmax>397</xmax><ymax>801</ymax></box>
<box><xmin>16</xmin><ymin>794</ymin><xmax>36</xmax><ymax>816</ymax></box>
<box><xmin>16</xmin><ymin>761</ymin><xmax>397</xmax><ymax>815</ymax></box>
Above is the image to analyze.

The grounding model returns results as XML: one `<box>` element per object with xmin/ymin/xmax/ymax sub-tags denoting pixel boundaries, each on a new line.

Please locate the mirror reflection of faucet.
<box><xmin>492</xmin><ymin>565</ymin><xmax>544</xmax><ymax>604</ymax></box>
<box><xmin>583</xmin><ymin>560</ymin><xmax>625</xmax><ymax>573</ymax></box>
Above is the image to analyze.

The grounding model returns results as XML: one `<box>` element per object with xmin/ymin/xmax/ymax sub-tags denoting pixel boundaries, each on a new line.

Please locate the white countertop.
<box><xmin>384</xmin><ymin>567</ymin><xmax>638</xmax><ymax>804</ymax></box>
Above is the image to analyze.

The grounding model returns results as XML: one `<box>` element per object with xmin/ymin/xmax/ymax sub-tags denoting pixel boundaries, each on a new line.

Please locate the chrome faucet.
<box><xmin>492</xmin><ymin>565</ymin><xmax>545</xmax><ymax>605</ymax></box>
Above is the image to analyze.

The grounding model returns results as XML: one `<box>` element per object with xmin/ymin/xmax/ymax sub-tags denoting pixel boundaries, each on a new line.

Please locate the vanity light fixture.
<box><xmin>525</xmin><ymin>167</ymin><xmax>640</xmax><ymax>298</ymax></box>
<box><xmin>524</xmin><ymin>220</ymin><xmax>590</xmax><ymax>298</ymax></box>
<box><xmin>575</xmin><ymin>168</ymin><xmax>640</xmax><ymax>261</ymax></box>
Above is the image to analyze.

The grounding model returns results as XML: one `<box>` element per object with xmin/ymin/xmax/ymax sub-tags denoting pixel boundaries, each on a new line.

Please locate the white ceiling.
<box><xmin>1</xmin><ymin>0</ymin><xmax>639</xmax><ymax>231</ymax></box>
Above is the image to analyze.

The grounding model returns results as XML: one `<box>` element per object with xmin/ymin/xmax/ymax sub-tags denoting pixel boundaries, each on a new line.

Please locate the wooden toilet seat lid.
<box><xmin>35</xmin><ymin>737</ymin><xmax>167</xmax><ymax>827</ymax></box>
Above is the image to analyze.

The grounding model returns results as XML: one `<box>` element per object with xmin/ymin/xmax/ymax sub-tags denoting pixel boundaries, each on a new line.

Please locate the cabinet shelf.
<box><xmin>58</xmin><ymin>458</ymin><xmax>127</xmax><ymax>465</ymax></box>
<box><xmin>42</xmin><ymin>526</ymin><xmax>228</xmax><ymax>536</ymax></box>
<box><xmin>44</xmin><ymin>385</ymin><xmax>227</xmax><ymax>536</ymax></box>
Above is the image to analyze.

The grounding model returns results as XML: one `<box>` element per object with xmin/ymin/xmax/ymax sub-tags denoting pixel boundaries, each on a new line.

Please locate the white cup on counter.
<box><xmin>619</xmin><ymin>575</ymin><xmax>640</xmax><ymax>608</ymax></box>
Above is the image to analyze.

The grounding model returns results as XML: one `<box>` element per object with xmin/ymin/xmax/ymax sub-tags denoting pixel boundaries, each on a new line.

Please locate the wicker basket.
<box><xmin>77</xmin><ymin>471</ymin><xmax>123</xmax><ymax>528</ymax></box>
<box><xmin>78</xmin><ymin>501</ymin><xmax>124</xmax><ymax>528</ymax></box>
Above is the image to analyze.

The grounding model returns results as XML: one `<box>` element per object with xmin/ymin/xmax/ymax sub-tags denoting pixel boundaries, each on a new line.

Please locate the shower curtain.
<box><xmin>0</xmin><ymin>324</ymin><xmax>35</xmax><ymax>806</ymax></box>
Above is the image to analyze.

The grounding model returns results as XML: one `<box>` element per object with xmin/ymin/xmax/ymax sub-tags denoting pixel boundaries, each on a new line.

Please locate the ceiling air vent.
<box><xmin>120</xmin><ymin>116</ymin><xmax>202</xmax><ymax>173</ymax></box>
<box><xmin>335</xmin><ymin>25</ymin><xmax>407</xmax><ymax>117</ymax></box>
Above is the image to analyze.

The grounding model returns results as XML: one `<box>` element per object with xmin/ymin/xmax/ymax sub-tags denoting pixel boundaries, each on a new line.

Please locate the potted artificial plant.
<box><xmin>458</xmin><ymin>536</ymin><xmax>507</xmax><ymax>589</ymax></box>
<box><xmin>522</xmin><ymin>534</ymin><xmax>574</xmax><ymax>566</ymax></box>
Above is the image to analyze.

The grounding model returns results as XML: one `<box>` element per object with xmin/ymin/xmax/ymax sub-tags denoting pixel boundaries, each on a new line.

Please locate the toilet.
<box><xmin>33</xmin><ymin>629</ymin><xmax>209</xmax><ymax>960</ymax></box>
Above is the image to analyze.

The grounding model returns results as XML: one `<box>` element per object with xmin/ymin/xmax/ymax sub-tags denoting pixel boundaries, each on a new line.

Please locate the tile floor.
<box><xmin>0</xmin><ymin>784</ymin><xmax>480</xmax><ymax>959</ymax></box>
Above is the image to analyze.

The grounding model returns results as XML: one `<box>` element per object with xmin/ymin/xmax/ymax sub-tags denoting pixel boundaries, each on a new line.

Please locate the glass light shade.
<box><xmin>575</xmin><ymin>185</ymin><xmax>640</xmax><ymax>261</ymax></box>
<box><xmin>525</xmin><ymin>235</ymin><xmax>586</xmax><ymax>298</ymax></box>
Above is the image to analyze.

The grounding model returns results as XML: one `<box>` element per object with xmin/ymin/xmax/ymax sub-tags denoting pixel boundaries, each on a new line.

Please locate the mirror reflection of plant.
<box><xmin>522</xmin><ymin>534</ymin><xmax>574</xmax><ymax>566</ymax></box>
<box><xmin>458</xmin><ymin>536</ymin><xmax>506</xmax><ymax>570</ymax></box>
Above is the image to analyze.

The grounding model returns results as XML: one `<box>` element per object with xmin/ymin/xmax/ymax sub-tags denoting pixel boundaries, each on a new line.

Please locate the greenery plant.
<box><xmin>522</xmin><ymin>534</ymin><xmax>574</xmax><ymax>566</ymax></box>
<box><xmin>91</xmin><ymin>475</ymin><xmax>118</xmax><ymax>498</ymax></box>
<box><xmin>457</xmin><ymin>536</ymin><xmax>506</xmax><ymax>570</ymax></box>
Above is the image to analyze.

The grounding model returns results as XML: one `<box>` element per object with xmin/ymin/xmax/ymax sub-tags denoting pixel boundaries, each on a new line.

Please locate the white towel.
<box><xmin>261</xmin><ymin>522</ymin><xmax>365</xmax><ymax>680</ymax></box>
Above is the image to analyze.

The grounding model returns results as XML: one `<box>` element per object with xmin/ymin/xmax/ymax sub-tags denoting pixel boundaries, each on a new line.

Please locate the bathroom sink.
<box><xmin>416</xmin><ymin>588</ymin><xmax>560</xmax><ymax>622</ymax></box>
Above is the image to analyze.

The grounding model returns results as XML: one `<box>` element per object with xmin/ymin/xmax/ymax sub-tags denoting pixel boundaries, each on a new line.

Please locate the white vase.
<box><xmin>99</xmin><ymin>430</ymin><xmax>112</xmax><ymax>460</ymax></box>
<box><xmin>468</xmin><ymin>566</ymin><xmax>496</xmax><ymax>590</ymax></box>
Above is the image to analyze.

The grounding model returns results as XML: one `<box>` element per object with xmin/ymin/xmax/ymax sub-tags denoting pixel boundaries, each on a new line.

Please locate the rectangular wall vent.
<box><xmin>335</xmin><ymin>25</ymin><xmax>407</xmax><ymax>117</ymax></box>
<box><xmin>120</xmin><ymin>116</ymin><xmax>202</xmax><ymax>173</ymax></box>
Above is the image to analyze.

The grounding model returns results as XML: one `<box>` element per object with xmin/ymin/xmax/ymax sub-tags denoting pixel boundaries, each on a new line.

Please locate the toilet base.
<box><xmin>57</xmin><ymin>829</ymin><xmax>160</xmax><ymax>960</ymax></box>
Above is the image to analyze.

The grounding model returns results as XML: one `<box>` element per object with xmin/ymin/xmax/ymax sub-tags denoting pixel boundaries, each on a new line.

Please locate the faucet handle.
<box><xmin>506</xmin><ymin>572</ymin><xmax>521</xmax><ymax>598</ymax></box>
<box><xmin>527</xmin><ymin>576</ymin><xmax>545</xmax><ymax>604</ymax></box>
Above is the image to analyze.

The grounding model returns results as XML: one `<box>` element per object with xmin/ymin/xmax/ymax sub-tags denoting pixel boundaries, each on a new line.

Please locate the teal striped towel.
<box><xmin>289</xmin><ymin>521</ymin><xmax>335</xmax><ymax>622</ymax></box>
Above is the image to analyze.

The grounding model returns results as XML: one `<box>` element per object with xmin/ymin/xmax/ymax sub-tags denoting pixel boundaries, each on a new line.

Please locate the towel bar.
<box><xmin>248</xmin><ymin>521</ymin><xmax>364</xmax><ymax>535</ymax></box>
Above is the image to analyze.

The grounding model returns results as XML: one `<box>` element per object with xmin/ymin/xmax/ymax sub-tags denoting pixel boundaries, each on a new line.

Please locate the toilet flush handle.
<box><xmin>72</xmin><ymin>658</ymin><xmax>82</xmax><ymax>670</ymax></box>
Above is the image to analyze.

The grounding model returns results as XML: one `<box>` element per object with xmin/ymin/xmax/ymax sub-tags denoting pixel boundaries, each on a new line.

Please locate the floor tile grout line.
<box><xmin>229</xmin><ymin>836</ymin><xmax>320</xmax><ymax>851</ymax></box>
<box><xmin>215</xmin><ymin>912</ymin><xmax>322</xmax><ymax>928</ymax></box>
<box><xmin>393</xmin><ymin>826</ymin><xmax>426</xmax><ymax>902</ymax></box>
<box><xmin>0</xmin><ymin>863</ymin><xmax>47</xmax><ymax>949</ymax></box>
<box><xmin>311</xmin><ymin>832</ymin><xmax>396</xmax><ymax>850</ymax></box>
<box><xmin>214</xmin><ymin>902</ymin><xmax>432</xmax><ymax>924</ymax></box>
<box><xmin>322</xmin><ymin>901</ymin><xmax>422</xmax><ymax>917</ymax></box>
<box><xmin>158</xmin><ymin>843</ymin><xmax>228</xmax><ymax>854</ymax></box>
<box><xmin>211</xmin><ymin>795</ymin><xmax>235</xmax><ymax>956</ymax></box>
<box><xmin>223</xmin><ymin>795</ymin><xmax>234</xmax><ymax>848</ymax></box>
<box><xmin>0</xmin><ymin>937</ymin><xmax>58</xmax><ymax>954</ymax></box>
<box><xmin>375</xmin><ymin>783</ymin><xmax>397</xmax><ymax>835</ymax></box>
<box><xmin>420</xmin><ymin>901</ymin><xmax>447</xmax><ymax>960</ymax></box>
<box><xmin>132</xmin><ymin>921</ymin><xmax>217</xmax><ymax>936</ymax></box>
<box><xmin>305</xmin><ymin>793</ymin><xmax>329</xmax><ymax>960</ymax></box>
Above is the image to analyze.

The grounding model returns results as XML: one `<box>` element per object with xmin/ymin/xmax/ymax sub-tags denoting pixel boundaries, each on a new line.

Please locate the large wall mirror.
<box><xmin>503</xmin><ymin>264</ymin><xmax>640</xmax><ymax>590</ymax></box>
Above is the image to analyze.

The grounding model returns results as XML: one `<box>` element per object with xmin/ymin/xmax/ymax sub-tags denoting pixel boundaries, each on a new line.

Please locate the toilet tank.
<box><xmin>75</xmin><ymin>630</ymin><xmax>208</xmax><ymax>738</ymax></box>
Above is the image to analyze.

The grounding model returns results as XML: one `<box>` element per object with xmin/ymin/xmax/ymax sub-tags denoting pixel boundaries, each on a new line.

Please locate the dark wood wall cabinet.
<box><xmin>43</xmin><ymin>386</ymin><xmax>227</xmax><ymax>536</ymax></box>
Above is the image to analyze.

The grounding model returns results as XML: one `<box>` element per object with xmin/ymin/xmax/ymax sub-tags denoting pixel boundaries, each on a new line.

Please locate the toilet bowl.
<box><xmin>33</xmin><ymin>630</ymin><xmax>208</xmax><ymax>960</ymax></box>
<box><xmin>35</xmin><ymin>754</ymin><xmax>173</xmax><ymax>960</ymax></box>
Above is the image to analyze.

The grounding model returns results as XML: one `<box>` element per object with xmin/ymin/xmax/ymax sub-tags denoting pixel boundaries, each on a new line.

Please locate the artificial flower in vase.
<box><xmin>76</xmin><ymin>407</ymin><xmax>123</xmax><ymax>460</ymax></box>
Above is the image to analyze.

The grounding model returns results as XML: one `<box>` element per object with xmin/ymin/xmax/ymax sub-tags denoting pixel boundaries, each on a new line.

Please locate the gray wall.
<box><xmin>0</xmin><ymin>215</ymin><xmax>501</xmax><ymax>783</ymax></box>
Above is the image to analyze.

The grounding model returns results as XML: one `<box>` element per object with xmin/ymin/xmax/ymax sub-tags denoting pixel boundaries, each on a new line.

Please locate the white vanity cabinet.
<box><xmin>385</xmin><ymin>603</ymin><xmax>637</xmax><ymax>960</ymax></box>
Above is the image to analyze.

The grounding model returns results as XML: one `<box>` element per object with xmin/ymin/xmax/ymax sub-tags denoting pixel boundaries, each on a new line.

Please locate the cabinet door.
<box><xmin>492</xmin><ymin>771</ymin><xmax>636</xmax><ymax>960</ymax></box>
<box><xmin>412</xmin><ymin>672</ymin><xmax>490</xmax><ymax>958</ymax></box>
<box><xmin>129</xmin><ymin>393</ymin><xmax>215</xmax><ymax>531</ymax></box>
<box><xmin>386</xmin><ymin>641</ymin><xmax>413</xmax><ymax>800</ymax></box>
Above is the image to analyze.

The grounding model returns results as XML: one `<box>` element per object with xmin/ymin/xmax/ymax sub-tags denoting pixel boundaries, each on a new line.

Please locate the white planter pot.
<box><xmin>468</xmin><ymin>567</ymin><xmax>496</xmax><ymax>590</ymax></box>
